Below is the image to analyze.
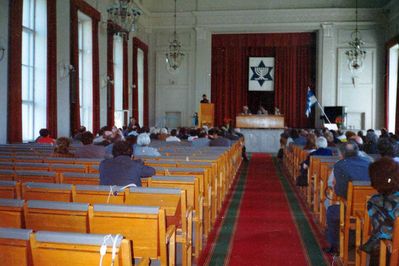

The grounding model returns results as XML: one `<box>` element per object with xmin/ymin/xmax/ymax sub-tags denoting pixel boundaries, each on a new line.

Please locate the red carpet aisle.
<box><xmin>226</xmin><ymin>153</ymin><xmax>309</xmax><ymax>266</ymax></box>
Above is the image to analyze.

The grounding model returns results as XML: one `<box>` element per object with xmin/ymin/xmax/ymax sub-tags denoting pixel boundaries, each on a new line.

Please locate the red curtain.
<box><xmin>47</xmin><ymin>0</ymin><xmax>57</xmax><ymax>138</ymax></box>
<box><xmin>70</xmin><ymin>0</ymin><xmax>100</xmax><ymax>135</ymax></box>
<box><xmin>106</xmin><ymin>24</ymin><xmax>115</xmax><ymax>128</ymax></box>
<box><xmin>132</xmin><ymin>37</ymin><xmax>149</xmax><ymax>127</ymax></box>
<box><xmin>211</xmin><ymin>33</ymin><xmax>315</xmax><ymax>128</ymax></box>
<box><xmin>7</xmin><ymin>0</ymin><xmax>23</xmax><ymax>143</ymax></box>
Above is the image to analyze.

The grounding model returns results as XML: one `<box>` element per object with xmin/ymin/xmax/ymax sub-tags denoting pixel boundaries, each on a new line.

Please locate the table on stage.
<box><xmin>236</xmin><ymin>114</ymin><xmax>284</xmax><ymax>153</ymax></box>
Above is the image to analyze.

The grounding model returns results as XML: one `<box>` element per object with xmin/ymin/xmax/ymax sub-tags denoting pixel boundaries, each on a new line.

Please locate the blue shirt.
<box><xmin>99</xmin><ymin>156</ymin><xmax>155</xmax><ymax>186</ymax></box>
<box><xmin>333</xmin><ymin>155</ymin><xmax>371</xmax><ymax>198</ymax></box>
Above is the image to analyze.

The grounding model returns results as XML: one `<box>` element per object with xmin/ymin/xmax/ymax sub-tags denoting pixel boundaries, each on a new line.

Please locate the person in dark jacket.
<box><xmin>99</xmin><ymin>141</ymin><xmax>155</xmax><ymax>186</ymax></box>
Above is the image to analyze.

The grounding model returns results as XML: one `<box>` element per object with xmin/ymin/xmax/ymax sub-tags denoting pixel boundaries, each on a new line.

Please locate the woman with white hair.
<box><xmin>133</xmin><ymin>133</ymin><xmax>161</xmax><ymax>157</ymax></box>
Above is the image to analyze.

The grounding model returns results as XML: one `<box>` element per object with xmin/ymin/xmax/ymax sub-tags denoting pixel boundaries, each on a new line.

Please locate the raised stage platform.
<box><xmin>236</xmin><ymin>115</ymin><xmax>285</xmax><ymax>153</ymax></box>
<box><xmin>240</xmin><ymin>128</ymin><xmax>283</xmax><ymax>153</ymax></box>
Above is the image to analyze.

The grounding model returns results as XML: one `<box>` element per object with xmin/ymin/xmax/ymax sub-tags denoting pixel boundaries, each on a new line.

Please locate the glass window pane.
<box><xmin>22</xmin><ymin>0</ymin><xmax>31</xmax><ymax>28</ymax></box>
<box><xmin>21</xmin><ymin>65</ymin><xmax>29</xmax><ymax>101</ymax></box>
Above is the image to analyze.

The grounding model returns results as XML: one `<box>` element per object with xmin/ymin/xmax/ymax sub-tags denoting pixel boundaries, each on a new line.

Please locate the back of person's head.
<box><xmin>339</xmin><ymin>140</ymin><xmax>359</xmax><ymax>158</ymax></box>
<box><xmin>369</xmin><ymin>157</ymin><xmax>399</xmax><ymax>195</ymax></box>
<box><xmin>198</xmin><ymin>130</ymin><xmax>207</xmax><ymax>138</ymax></box>
<box><xmin>39</xmin><ymin>128</ymin><xmax>49</xmax><ymax>137</ymax></box>
<box><xmin>80</xmin><ymin>131</ymin><xmax>94</xmax><ymax>145</ymax></box>
<box><xmin>357</xmin><ymin>131</ymin><xmax>364</xmax><ymax>138</ymax></box>
<box><xmin>189</xmin><ymin>129</ymin><xmax>198</xmax><ymax>136</ymax></box>
<box><xmin>366</xmin><ymin>131</ymin><xmax>378</xmax><ymax>144</ymax></box>
<box><xmin>79</xmin><ymin>126</ymin><xmax>86</xmax><ymax>133</ymax></box>
<box><xmin>350</xmin><ymin>135</ymin><xmax>364</xmax><ymax>146</ymax></box>
<box><xmin>137</xmin><ymin>133</ymin><xmax>151</xmax><ymax>146</ymax></box>
<box><xmin>160</xmin><ymin>128</ymin><xmax>168</xmax><ymax>135</ymax></box>
<box><xmin>98</xmin><ymin>126</ymin><xmax>108</xmax><ymax>136</ymax></box>
<box><xmin>54</xmin><ymin>137</ymin><xmax>71</xmax><ymax>153</ymax></box>
<box><xmin>208</xmin><ymin>129</ymin><xmax>216</xmax><ymax>136</ymax></box>
<box><xmin>290</xmin><ymin>129</ymin><xmax>299</xmax><ymax>139</ymax></box>
<box><xmin>316</xmin><ymin>136</ymin><xmax>328</xmax><ymax>149</ymax></box>
<box><xmin>112</xmin><ymin>141</ymin><xmax>133</xmax><ymax>157</ymax></box>
<box><xmin>377</xmin><ymin>137</ymin><xmax>398</xmax><ymax>157</ymax></box>
<box><xmin>345</xmin><ymin>131</ymin><xmax>356</xmax><ymax>140</ymax></box>
<box><xmin>170</xmin><ymin>129</ymin><xmax>177</xmax><ymax>136</ymax></box>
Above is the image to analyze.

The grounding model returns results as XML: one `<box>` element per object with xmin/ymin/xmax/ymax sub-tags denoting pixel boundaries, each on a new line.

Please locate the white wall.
<box><xmin>0</xmin><ymin>0</ymin><xmax>8</xmax><ymax>143</ymax></box>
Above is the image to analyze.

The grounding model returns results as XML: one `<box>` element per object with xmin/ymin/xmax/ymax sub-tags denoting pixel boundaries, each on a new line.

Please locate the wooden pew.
<box><xmin>15</xmin><ymin>170</ymin><xmax>58</xmax><ymax>183</ymax></box>
<box><xmin>0</xmin><ymin>180</ymin><xmax>21</xmax><ymax>199</ymax></box>
<box><xmin>89</xmin><ymin>204</ymin><xmax>176</xmax><ymax>266</ymax></box>
<box><xmin>0</xmin><ymin>162</ymin><xmax>14</xmax><ymax>170</ymax></box>
<box><xmin>125</xmin><ymin>187</ymin><xmax>192</xmax><ymax>266</ymax></box>
<box><xmin>0</xmin><ymin>227</ymin><xmax>33</xmax><ymax>266</ymax></box>
<box><xmin>319</xmin><ymin>164</ymin><xmax>334</xmax><ymax>227</ymax></box>
<box><xmin>0</xmin><ymin>170</ymin><xmax>15</xmax><ymax>181</ymax></box>
<box><xmin>339</xmin><ymin>181</ymin><xmax>377</xmax><ymax>265</ymax></box>
<box><xmin>30</xmin><ymin>231</ymin><xmax>143</xmax><ymax>266</ymax></box>
<box><xmin>147</xmin><ymin>175</ymin><xmax>203</xmax><ymax>258</ymax></box>
<box><xmin>60</xmin><ymin>172</ymin><xmax>100</xmax><ymax>185</ymax></box>
<box><xmin>74</xmin><ymin>185</ymin><xmax>125</xmax><ymax>204</ymax></box>
<box><xmin>0</xmin><ymin>198</ymin><xmax>25</xmax><ymax>227</ymax></box>
<box><xmin>22</xmin><ymin>182</ymin><xmax>74</xmax><ymax>202</ymax></box>
<box><xmin>24</xmin><ymin>200</ymin><xmax>89</xmax><ymax>233</ymax></box>
<box><xmin>313</xmin><ymin>158</ymin><xmax>337</xmax><ymax>215</ymax></box>
<box><xmin>14</xmin><ymin>162</ymin><xmax>49</xmax><ymax>171</ymax></box>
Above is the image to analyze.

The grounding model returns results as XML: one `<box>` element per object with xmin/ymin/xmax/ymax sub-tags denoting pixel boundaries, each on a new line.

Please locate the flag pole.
<box><xmin>315</xmin><ymin>100</ymin><xmax>333</xmax><ymax>124</ymax></box>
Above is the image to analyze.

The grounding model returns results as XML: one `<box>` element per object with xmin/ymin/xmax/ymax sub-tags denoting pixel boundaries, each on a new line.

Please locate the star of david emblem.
<box><xmin>250</xmin><ymin>60</ymin><xmax>273</xmax><ymax>86</ymax></box>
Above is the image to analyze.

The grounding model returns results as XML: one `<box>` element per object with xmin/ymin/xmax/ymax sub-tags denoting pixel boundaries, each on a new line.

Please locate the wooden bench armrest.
<box><xmin>165</xmin><ymin>225</ymin><xmax>176</xmax><ymax>266</ymax></box>
<box><xmin>135</xmin><ymin>257</ymin><xmax>150</xmax><ymax>266</ymax></box>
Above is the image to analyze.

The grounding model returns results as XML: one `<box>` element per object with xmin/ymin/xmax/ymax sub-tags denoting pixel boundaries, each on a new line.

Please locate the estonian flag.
<box><xmin>305</xmin><ymin>88</ymin><xmax>317</xmax><ymax>117</ymax></box>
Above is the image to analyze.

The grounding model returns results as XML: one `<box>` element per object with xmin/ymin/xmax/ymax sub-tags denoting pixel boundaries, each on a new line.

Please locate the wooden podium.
<box><xmin>199</xmin><ymin>103</ymin><xmax>214</xmax><ymax>127</ymax></box>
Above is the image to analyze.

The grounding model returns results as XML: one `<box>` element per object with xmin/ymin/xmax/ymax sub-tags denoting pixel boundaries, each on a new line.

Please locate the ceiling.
<box><xmin>138</xmin><ymin>0</ymin><xmax>392</xmax><ymax>13</ymax></box>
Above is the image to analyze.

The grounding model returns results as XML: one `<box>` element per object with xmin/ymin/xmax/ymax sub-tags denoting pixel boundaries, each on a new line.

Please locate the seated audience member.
<box><xmin>303</xmin><ymin>133</ymin><xmax>317</xmax><ymax>151</ymax></box>
<box><xmin>158</xmin><ymin>128</ymin><xmax>169</xmax><ymax>141</ymax></box>
<box><xmin>294</xmin><ymin>129</ymin><xmax>308</xmax><ymax>146</ymax></box>
<box><xmin>297</xmin><ymin>137</ymin><xmax>332</xmax><ymax>187</ymax></box>
<box><xmin>188</xmin><ymin>129</ymin><xmax>199</xmax><ymax>141</ymax></box>
<box><xmin>208</xmin><ymin>129</ymin><xmax>231</xmax><ymax>147</ymax></box>
<box><xmin>127</xmin><ymin>117</ymin><xmax>140</xmax><ymax>131</ymax></box>
<box><xmin>133</xmin><ymin>133</ymin><xmax>161</xmax><ymax>157</ymax></box>
<box><xmin>52</xmin><ymin>137</ymin><xmax>74</xmax><ymax>157</ymax></box>
<box><xmin>178</xmin><ymin>127</ymin><xmax>189</xmax><ymax>140</ymax></box>
<box><xmin>324</xmin><ymin>141</ymin><xmax>372</xmax><ymax>254</ymax></box>
<box><xmin>191</xmin><ymin>130</ymin><xmax>210</xmax><ymax>147</ymax></box>
<box><xmin>364</xmin><ymin>129</ymin><xmax>379</xmax><ymax>154</ymax></box>
<box><xmin>93</xmin><ymin>126</ymin><xmax>109</xmax><ymax>145</ymax></box>
<box><xmin>73</xmin><ymin>126</ymin><xmax>87</xmax><ymax>143</ymax></box>
<box><xmin>99</xmin><ymin>141</ymin><xmax>155</xmax><ymax>186</ymax></box>
<box><xmin>324</xmin><ymin>131</ymin><xmax>336</xmax><ymax>147</ymax></box>
<box><xmin>36</xmin><ymin>128</ymin><xmax>55</xmax><ymax>144</ymax></box>
<box><xmin>377</xmin><ymin>137</ymin><xmax>399</xmax><ymax>162</ymax></box>
<box><xmin>363</xmin><ymin>157</ymin><xmax>399</xmax><ymax>265</ymax></box>
<box><xmin>380</xmin><ymin>128</ymin><xmax>389</xmax><ymax>139</ymax></box>
<box><xmin>74</xmin><ymin>131</ymin><xmax>106</xmax><ymax>158</ymax></box>
<box><xmin>358</xmin><ymin>130</ymin><xmax>366</xmax><ymax>143</ymax></box>
<box><xmin>165</xmin><ymin>129</ymin><xmax>181</xmax><ymax>142</ymax></box>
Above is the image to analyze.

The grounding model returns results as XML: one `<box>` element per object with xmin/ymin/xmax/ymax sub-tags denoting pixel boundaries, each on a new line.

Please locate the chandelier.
<box><xmin>107</xmin><ymin>0</ymin><xmax>141</xmax><ymax>38</ymax></box>
<box><xmin>345</xmin><ymin>0</ymin><xmax>366</xmax><ymax>75</ymax></box>
<box><xmin>165</xmin><ymin>0</ymin><xmax>184</xmax><ymax>72</ymax></box>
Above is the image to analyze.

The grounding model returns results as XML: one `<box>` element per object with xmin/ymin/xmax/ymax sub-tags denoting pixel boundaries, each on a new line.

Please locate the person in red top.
<box><xmin>36</xmin><ymin>128</ymin><xmax>55</xmax><ymax>144</ymax></box>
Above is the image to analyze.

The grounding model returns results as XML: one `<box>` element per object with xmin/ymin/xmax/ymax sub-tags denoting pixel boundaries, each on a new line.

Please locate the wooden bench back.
<box><xmin>0</xmin><ymin>228</ymin><xmax>32</xmax><ymax>266</ymax></box>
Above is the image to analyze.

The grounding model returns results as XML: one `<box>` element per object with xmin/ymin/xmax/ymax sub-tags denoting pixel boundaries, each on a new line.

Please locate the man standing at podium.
<box><xmin>200</xmin><ymin>94</ymin><xmax>209</xmax><ymax>103</ymax></box>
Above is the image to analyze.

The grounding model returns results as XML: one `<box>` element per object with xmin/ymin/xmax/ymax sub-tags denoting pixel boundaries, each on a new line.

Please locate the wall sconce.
<box><xmin>0</xmin><ymin>47</ymin><xmax>5</xmax><ymax>62</ymax></box>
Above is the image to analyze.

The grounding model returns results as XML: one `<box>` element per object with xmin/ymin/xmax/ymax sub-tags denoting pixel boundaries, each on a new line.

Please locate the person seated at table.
<box><xmin>36</xmin><ymin>128</ymin><xmax>55</xmax><ymax>145</ymax></box>
<box><xmin>133</xmin><ymin>133</ymin><xmax>161</xmax><ymax>157</ymax></box>
<box><xmin>257</xmin><ymin>105</ymin><xmax>268</xmax><ymax>115</ymax></box>
<box><xmin>52</xmin><ymin>137</ymin><xmax>74</xmax><ymax>158</ymax></box>
<box><xmin>363</xmin><ymin>157</ymin><xmax>399</xmax><ymax>265</ymax></box>
<box><xmin>100</xmin><ymin>140</ymin><xmax>155</xmax><ymax>186</ymax></box>
<box><xmin>241</xmin><ymin>105</ymin><xmax>251</xmax><ymax>115</ymax></box>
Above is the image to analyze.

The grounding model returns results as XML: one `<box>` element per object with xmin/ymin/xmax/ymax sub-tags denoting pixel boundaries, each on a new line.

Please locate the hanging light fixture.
<box><xmin>165</xmin><ymin>0</ymin><xmax>184</xmax><ymax>72</ymax></box>
<box><xmin>345</xmin><ymin>0</ymin><xmax>366</xmax><ymax>76</ymax></box>
<box><xmin>107</xmin><ymin>0</ymin><xmax>141</xmax><ymax>39</ymax></box>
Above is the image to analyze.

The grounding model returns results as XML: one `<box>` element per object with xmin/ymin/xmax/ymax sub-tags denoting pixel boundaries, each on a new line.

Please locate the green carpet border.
<box><xmin>206</xmin><ymin>156</ymin><xmax>250</xmax><ymax>266</ymax></box>
<box><xmin>273</xmin><ymin>157</ymin><xmax>329</xmax><ymax>266</ymax></box>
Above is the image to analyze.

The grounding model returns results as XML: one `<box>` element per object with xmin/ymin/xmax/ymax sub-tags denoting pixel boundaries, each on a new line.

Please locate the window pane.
<box><xmin>22</xmin><ymin>103</ymin><xmax>34</xmax><ymax>142</ymax></box>
<box><xmin>21</xmin><ymin>65</ymin><xmax>30</xmax><ymax>101</ymax></box>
